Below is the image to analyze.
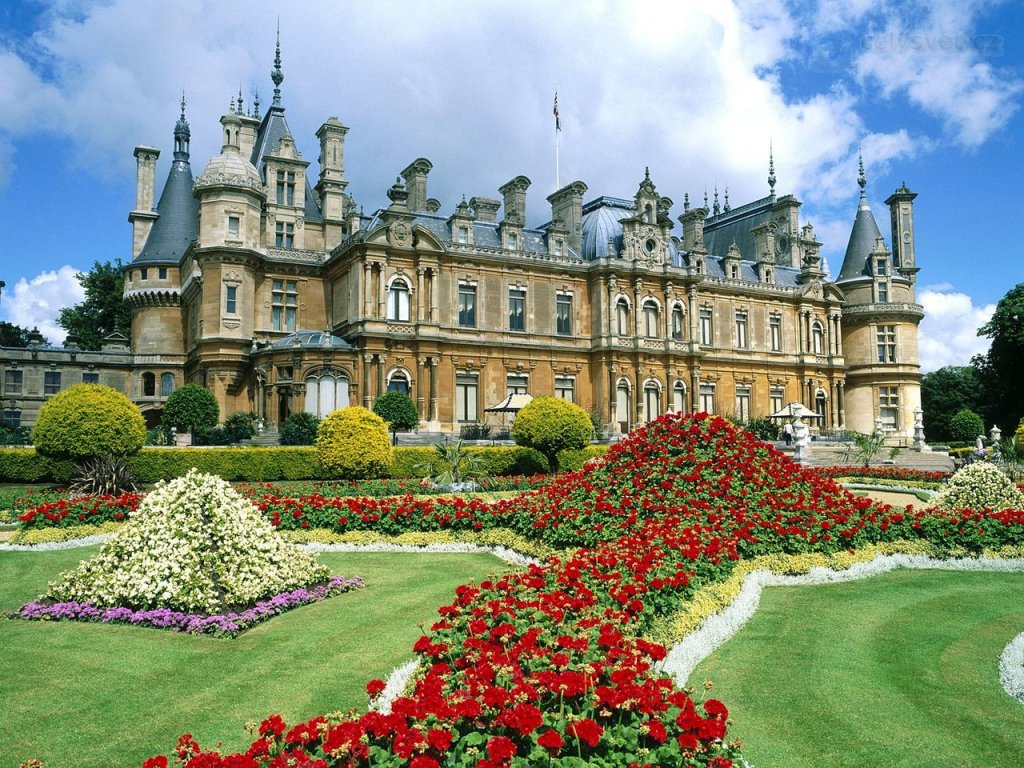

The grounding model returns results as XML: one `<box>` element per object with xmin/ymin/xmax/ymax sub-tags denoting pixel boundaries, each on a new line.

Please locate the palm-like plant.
<box><xmin>417</xmin><ymin>439</ymin><xmax>488</xmax><ymax>488</ymax></box>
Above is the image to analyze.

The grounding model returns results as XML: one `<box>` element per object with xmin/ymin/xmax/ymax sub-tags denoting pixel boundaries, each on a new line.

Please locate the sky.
<box><xmin>0</xmin><ymin>0</ymin><xmax>1021</xmax><ymax>372</ymax></box>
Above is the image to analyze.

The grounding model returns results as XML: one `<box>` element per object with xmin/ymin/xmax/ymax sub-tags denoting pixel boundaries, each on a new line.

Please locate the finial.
<box><xmin>229</xmin><ymin>94</ymin><xmax>236</xmax><ymax>113</ymax></box>
<box><xmin>272</xmin><ymin>20</ymin><xmax>284</xmax><ymax>106</ymax></box>
<box><xmin>712</xmin><ymin>185</ymin><xmax>720</xmax><ymax>215</ymax></box>
<box><xmin>644</xmin><ymin>166</ymin><xmax>650</xmax><ymax>181</ymax></box>
<box><xmin>684</xmin><ymin>192</ymin><xmax>690</xmax><ymax>212</ymax></box>
<box><xmin>857</xmin><ymin>148</ymin><xmax>867</xmax><ymax>194</ymax></box>
<box><xmin>174</xmin><ymin>91</ymin><xmax>191</xmax><ymax>161</ymax></box>
<box><xmin>253</xmin><ymin>90</ymin><xmax>261</xmax><ymax>119</ymax></box>
<box><xmin>768</xmin><ymin>139</ymin><xmax>777</xmax><ymax>198</ymax></box>
<box><xmin>724</xmin><ymin>187</ymin><xmax>730</xmax><ymax>212</ymax></box>
<box><xmin>180</xmin><ymin>91</ymin><xmax>186</xmax><ymax>120</ymax></box>
<box><xmin>703</xmin><ymin>189</ymin><xmax>708</xmax><ymax>210</ymax></box>
<box><xmin>237</xmin><ymin>86</ymin><xmax>244</xmax><ymax>115</ymax></box>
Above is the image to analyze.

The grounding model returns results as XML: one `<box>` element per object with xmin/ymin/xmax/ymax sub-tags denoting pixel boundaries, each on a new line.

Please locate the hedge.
<box><xmin>0</xmin><ymin>444</ymin><xmax>610</xmax><ymax>484</ymax></box>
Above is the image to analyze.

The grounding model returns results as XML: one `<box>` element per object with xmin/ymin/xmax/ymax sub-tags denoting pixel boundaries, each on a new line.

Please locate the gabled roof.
<box><xmin>250</xmin><ymin>106</ymin><xmax>323</xmax><ymax>223</ymax></box>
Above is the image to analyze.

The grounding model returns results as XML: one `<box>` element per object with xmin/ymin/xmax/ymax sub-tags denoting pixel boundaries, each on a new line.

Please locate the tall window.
<box><xmin>770</xmin><ymin>386</ymin><xmax>785</xmax><ymax>416</ymax></box>
<box><xmin>643</xmin><ymin>300</ymin><xmax>660</xmax><ymax>338</ymax></box>
<box><xmin>699</xmin><ymin>307</ymin><xmax>713</xmax><ymax>346</ymax></box>
<box><xmin>811</xmin><ymin>320</ymin><xmax>824</xmax><ymax>354</ymax></box>
<box><xmin>4</xmin><ymin>370</ymin><xmax>23</xmax><ymax>395</ymax></box>
<box><xmin>615</xmin><ymin>382</ymin><xmax>631</xmax><ymax>432</ymax></box>
<box><xmin>44</xmin><ymin>371</ymin><xmax>61</xmax><ymax>396</ymax></box>
<box><xmin>458</xmin><ymin>226</ymin><xmax>469</xmax><ymax>244</ymax></box>
<box><xmin>672</xmin><ymin>381</ymin><xmax>687</xmax><ymax>413</ymax></box>
<box><xmin>556</xmin><ymin>293</ymin><xmax>572</xmax><ymax>336</ymax></box>
<box><xmin>227</xmin><ymin>216</ymin><xmax>240</xmax><ymax>238</ymax></box>
<box><xmin>671</xmin><ymin>306</ymin><xmax>684</xmax><ymax>340</ymax></box>
<box><xmin>508</xmin><ymin>288</ymin><xmax>525</xmax><ymax>332</ymax></box>
<box><xmin>555</xmin><ymin>376</ymin><xmax>575</xmax><ymax>402</ymax></box>
<box><xmin>735</xmin><ymin>310</ymin><xmax>748</xmax><ymax>349</ymax></box>
<box><xmin>877</xmin><ymin>281</ymin><xmax>889</xmax><ymax>302</ymax></box>
<box><xmin>275</xmin><ymin>221</ymin><xmax>295</xmax><ymax>248</ymax></box>
<box><xmin>161</xmin><ymin>373</ymin><xmax>175</xmax><ymax>397</ymax></box>
<box><xmin>82</xmin><ymin>372</ymin><xmax>99</xmax><ymax>384</ymax></box>
<box><xmin>276</xmin><ymin>170</ymin><xmax>295</xmax><ymax>206</ymax></box>
<box><xmin>879</xmin><ymin>386</ymin><xmax>899</xmax><ymax>429</ymax></box>
<box><xmin>616</xmin><ymin>299</ymin><xmax>630</xmax><ymax>336</ymax></box>
<box><xmin>158</xmin><ymin>267</ymin><xmax>168</xmax><ymax>280</ymax></box>
<box><xmin>304</xmin><ymin>371</ymin><xmax>350</xmax><ymax>418</ymax></box>
<box><xmin>388</xmin><ymin>371</ymin><xmax>410</xmax><ymax>395</ymax></box>
<box><xmin>225</xmin><ymin>285</ymin><xmax>237</xmax><ymax>314</ymax></box>
<box><xmin>142</xmin><ymin>372</ymin><xmax>156</xmax><ymax>397</ymax></box>
<box><xmin>506</xmin><ymin>374</ymin><xmax>529</xmax><ymax>395</ymax></box>
<box><xmin>876</xmin><ymin>325</ymin><xmax>897</xmax><ymax>363</ymax></box>
<box><xmin>699</xmin><ymin>383</ymin><xmax>716</xmax><ymax>414</ymax></box>
<box><xmin>735</xmin><ymin>385</ymin><xmax>751</xmax><ymax>421</ymax></box>
<box><xmin>456</xmin><ymin>373</ymin><xmax>478</xmax><ymax>422</ymax></box>
<box><xmin>388</xmin><ymin>279</ymin><xmax>411</xmax><ymax>322</ymax></box>
<box><xmin>769</xmin><ymin>314</ymin><xmax>782</xmax><ymax>352</ymax></box>
<box><xmin>876</xmin><ymin>258</ymin><xmax>887</xmax><ymax>275</ymax></box>
<box><xmin>643</xmin><ymin>382</ymin><xmax>660</xmax><ymax>423</ymax></box>
<box><xmin>272</xmin><ymin>280</ymin><xmax>298</xmax><ymax>332</ymax></box>
<box><xmin>458</xmin><ymin>284</ymin><xmax>477</xmax><ymax>327</ymax></box>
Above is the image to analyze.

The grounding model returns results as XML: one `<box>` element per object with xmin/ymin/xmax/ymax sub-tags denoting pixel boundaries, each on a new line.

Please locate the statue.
<box><xmin>792</xmin><ymin>416</ymin><xmax>811</xmax><ymax>464</ymax></box>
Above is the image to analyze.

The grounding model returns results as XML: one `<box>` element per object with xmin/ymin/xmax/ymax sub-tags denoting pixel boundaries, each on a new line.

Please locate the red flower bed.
<box><xmin>814</xmin><ymin>466</ymin><xmax>950</xmax><ymax>483</ymax></box>
<box><xmin>17</xmin><ymin>493</ymin><xmax>142</xmax><ymax>529</ymax></box>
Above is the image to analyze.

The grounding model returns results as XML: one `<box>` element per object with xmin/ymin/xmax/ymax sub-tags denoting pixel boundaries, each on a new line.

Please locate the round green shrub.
<box><xmin>33</xmin><ymin>383</ymin><xmax>146</xmax><ymax>460</ymax></box>
<box><xmin>223</xmin><ymin>412</ymin><xmax>257</xmax><ymax>443</ymax></box>
<box><xmin>280</xmin><ymin>412</ymin><xmax>320</xmax><ymax>446</ymax></box>
<box><xmin>511</xmin><ymin>396</ymin><xmax>593</xmax><ymax>473</ymax></box>
<box><xmin>316</xmin><ymin>406</ymin><xmax>393</xmax><ymax>479</ymax></box>
<box><xmin>373</xmin><ymin>391</ymin><xmax>420</xmax><ymax>439</ymax></box>
<box><xmin>949</xmin><ymin>409</ymin><xmax>985</xmax><ymax>443</ymax></box>
<box><xmin>162</xmin><ymin>384</ymin><xmax>219</xmax><ymax>433</ymax></box>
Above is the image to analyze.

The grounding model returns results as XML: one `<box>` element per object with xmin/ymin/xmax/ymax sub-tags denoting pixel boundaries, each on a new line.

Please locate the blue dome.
<box><xmin>270</xmin><ymin>330</ymin><xmax>352</xmax><ymax>350</ymax></box>
<box><xmin>580</xmin><ymin>196</ymin><xmax>683</xmax><ymax>266</ymax></box>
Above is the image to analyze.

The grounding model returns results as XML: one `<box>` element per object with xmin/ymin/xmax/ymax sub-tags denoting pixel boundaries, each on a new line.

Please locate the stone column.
<box><xmin>376</xmin><ymin>353</ymin><xmax>387</xmax><ymax>398</ymax></box>
<box><xmin>377</xmin><ymin>265</ymin><xmax>386</xmax><ymax>320</ymax></box>
<box><xmin>416</xmin><ymin>267</ymin><xmax>426</xmax><ymax>322</ymax></box>
<box><xmin>691</xmin><ymin>367</ymin><xmax>701</xmax><ymax>413</ymax></box>
<box><xmin>608</xmin><ymin>364</ymin><xmax>618</xmax><ymax>429</ymax></box>
<box><xmin>363</xmin><ymin>262</ymin><xmax>372</xmax><ymax>318</ymax></box>
<box><xmin>632</xmin><ymin>280</ymin><xmax>642</xmax><ymax>338</ymax></box>
<box><xmin>429</xmin><ymin>357</ymin><xmax>439</xmax><ymax>422</ymax></box>
<box><xmin>687</xmin><ymin>286</ymin><xmax>699</xmax><ymax>342</ymax></box>
<box><xmin>606</xmin><ymin>278</ymin><xmax>615</xmax><ymax>337</ymax></box>
<box><xmin>417</xmin><ymin>356</ymin><xmax>427</xmax><ymax>418</ymax></box>
<box><xmin>837</xmin><ymin>381</ymin><xmax>846</xmax><ymax>429</ymax></box>
<box><xmin>362</xmin><ymin>353</ymin><xmax>372</xmax><ymax>407</ymax></box>
<box><xmin>429</xmin><ymin>270</ymin><xmax>439</xmax><ymax>323</ymax></box>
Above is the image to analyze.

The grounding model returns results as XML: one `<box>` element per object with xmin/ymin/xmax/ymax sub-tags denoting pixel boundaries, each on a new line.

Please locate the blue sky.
<box><xmin>0</xmin><ymin>0</ymin><xmax>1021</xmax><ymax>371</ymax></box>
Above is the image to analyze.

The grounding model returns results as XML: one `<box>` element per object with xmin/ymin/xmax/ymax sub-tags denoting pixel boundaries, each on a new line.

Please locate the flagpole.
<box><xmin>553</xmin><ymin>90</ymin><xmax>561</xmax><ymax>190</ymax></box>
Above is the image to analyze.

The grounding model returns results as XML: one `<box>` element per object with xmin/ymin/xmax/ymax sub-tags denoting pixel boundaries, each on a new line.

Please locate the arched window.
<box><xmin>387</xmin><ymin>278</ymin><xmax>411</xmax><ymax>322</ymax></box>
<box><xmin>643</xmin><ymin>380</ymin><xmax>661</xmax><ymax>423</ymax></box>
<box><xmin>142</xmin><ymin>372</ymin><xmax>155</xmax><ymax>397</ymax></box>
<box><xmin>673</xmin><ymin>381</ymin><xmax>687</xmax><ymax>413</ymax></box>
<box><xmin>815</xmin><ymin>389</ymin><xmax>828</xmax><ymax>424</ymax></box>
<box><xmin>304</xmin><ymin>370</ymin><xmax>350</xmax><ymax>418</ymax></box>
<box><xmin>615</xmin><ymin>379</ymin><xmax>631</xmax><ymax>433</ymax></box>
<box><xmin>160</xmin><ymin>373</ymin><xmax>175</xmax><ymax>397</ymax></box>
<box><xmin>671</xmin><ymin>305</ymin><xmax>685</xmax><ymax>340</ymax></box>
<box><xmin>388</xmin><ymin>370</ymin><xmax>410</xmax><ymax>395</ymax></box>
<box><xmin>616</xmin><ymin>298</ymin><xmax>631</xmax><ymax>336</ymax></box>
<box><xmin>643</xmin><ymin>300</ymin><xmax>660</xmax><ymax>338</ymax></box>
<box><xmin>811</xmin><ymin>320</ymin><xmax>824</xmax><ymax>355</ymax></box>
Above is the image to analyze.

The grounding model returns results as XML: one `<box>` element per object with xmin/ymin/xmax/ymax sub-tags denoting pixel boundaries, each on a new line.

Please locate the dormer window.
<box><xmin>876</xmin><ymin>258</ymin><xmax>887</xmax><ymax>276</ymax></box>
<box><xmin>730</xmin><ymin>264</ymin><xmax>739</xmax><ymax>279</ymax></box>
<box><xmin>508</xmin><ymin>232</ymin><xmax>518</xmax><ymax>250</ymax></box>
<box><xmin>458</xmin><ymin>226</ymin><xmax>469</xmax><ymax>244</ymax></box>
<box><xmin>554</xmin><ymin>239</ymin><xmax>564</xmax><ymax>257</ymax></box>
<box><xmin>276</xmin><ymin>171</ymin><xmax>295</xmax><ymax>206</ymax></box>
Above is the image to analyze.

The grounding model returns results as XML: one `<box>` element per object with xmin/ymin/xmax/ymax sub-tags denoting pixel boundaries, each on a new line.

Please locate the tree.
<box><xmin>280</xmin><ymin>412</ymin><xmax>320</xmax><ymax>445</ymax></box>
<box><xmin>920</xmin><ymin>366</ymin><xmax>983</xmax><ymax>442</ymax></box>
<box><xmin>511</xmin><ymin>396</ymin><xmax>593</xmax><ymax>474</ymax></box>
<box><xmin>57</xmin><ymin>260</ymin><xmax>132</xmax><ymax>351</ymax></box>
<box><xmin>162</xmin><ymin>384</ymin><xmax>219</xmax><ymax>434</ymax></box>
<box><xmin>974</xmin><ymin>282</ymin><xmax>1024</xmax><ymax>433</ymax></box>
<box><xmin>316</xmin><ymin>406</ymin><xmax>393</xmax><ymax>479</ymax></box>
<box><xmin>949</xmin><ymin>409</ymin><xmax>985</xmax><ymax>443</ymax></box>
<box><xmin>373</xmin><ymin>391</ymin><xmax>420</xmax><ymax>445</ymax></box>
<box><xmin>33</xmin><ymin>383</ymin><xmax>146</xmax><ymax>460</ymax></box>
<box><xmin>0</xmin><ymin>321</ymin><xmax>37</xmax><ymax>348</ymax></box>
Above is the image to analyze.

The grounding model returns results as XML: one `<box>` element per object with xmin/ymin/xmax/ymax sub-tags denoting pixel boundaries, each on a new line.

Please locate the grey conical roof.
<box><xmin>836</xmin><ymin>190</ymin><xmax>885</xmax><ymax>283</ymax></box>
<box><xmin>137</xmin><ymin>151</ymin><xmax>199</xmax><ymax>264</ymax></box>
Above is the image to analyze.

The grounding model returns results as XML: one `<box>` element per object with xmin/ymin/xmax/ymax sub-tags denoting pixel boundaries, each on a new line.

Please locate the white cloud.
<box><xmin>2</xmin><ymin>266</ymin><xmax>85</xmax><ymax>344</ymax></box>
<box><xmin>917</xmin><ymin>285</ymin><xmax>994</xmax><ymax>372</ymax></box>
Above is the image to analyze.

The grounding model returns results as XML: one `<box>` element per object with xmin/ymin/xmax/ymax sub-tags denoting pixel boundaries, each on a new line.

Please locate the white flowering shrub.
<box><xmin>931</xmin><ymin>462</ymin><xmax>1024</xmax><ymax>512</ymax></box>
<box><xmin>47</xmin><ymin>469</ymin><xmax>330</xmax><ymax>613</ymax></box>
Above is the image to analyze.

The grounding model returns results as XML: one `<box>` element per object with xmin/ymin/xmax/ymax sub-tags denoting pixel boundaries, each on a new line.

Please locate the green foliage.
<box><xmin>0</xmin><ymin>320</ymin><xmax>37</xmax><ymax>347</ymax></box>
<box><xmin>949</xmin><ymin>409</ymin><xmax>985</xmax><ymax>443</ymax></box>
<box><xmin>69</xmin><ymin>455</ymin><xmax>140</xmax><ymax>496</ymax></box>
<box><xmin>0</xmin><ymin>424</ymin><xmax>32</xmax><ymax>445</ymax></box>
<box><xmin>511</xmin><ymin>396</ymin><xmax>593</xmax><ymax>473</ymax></box>
<box><xmin>973</xmin><ymin>282</ymin><xmax>1024</xmax><ymax>433</ymax></box>
<box><xmin>842</xmin><ymin>431</ymin><xmax>898</xmax><ymax>467</ymax></box>
<box><xmin>729</xmin><ymin>416</ymin><xmax>779</xmax><ymax>442</ymax></box>
<box><xmin>280</xmin><ymin>412</ymin><xmax>320</xmax><ymax>446</ymax></box>
<box><xmin>416</xmin><ymin>439</ymin><xmax>488</xmax><ymax>486</ymax></box>
<box><xmin>459</xmin><ymin>422</ymin><xmax>492</xmax><ymax>440</ymax></box>
<box><xmin>223</xmin><ymin>412</ymin><xmax>257</xmax><ymax>443</ymax></box>
<box><xmin>32</xmin><ymin>383</ymin><xmax>146</xmax><ymax>460</ymax></box>
<box><xmin>373</xmin><ymin>392</ymin><xmax>420</xmax><ymax>435</ymax></box>
<box><xmin>920</xmin><ymin>366</ymin><xmax>983</xmax><ymax>442</ymax></box>
<box><xmin>162</xmin><ymin>384</ymin><xmax>219</xmax><ymax>433</ymax></box>
<box><xmin>56</xmin><ymin>259</ymin><xmax>132</xmax><ymax>351</ymax></box>
<box><xmin>316</xmin><ymin>406</ymin><xmax>393</xmax><ymax>479</ymax></box>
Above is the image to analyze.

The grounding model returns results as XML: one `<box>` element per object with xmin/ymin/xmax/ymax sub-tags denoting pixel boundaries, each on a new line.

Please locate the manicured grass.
<box><xmin>0</xmin><ymin>547</ymin><xmax>510</xmax><ymax>768</ymax></box>
<box><xmin>690</xmin><ymin>569</ymin><xmax>1024</xmax><ymax>768</ymax></box>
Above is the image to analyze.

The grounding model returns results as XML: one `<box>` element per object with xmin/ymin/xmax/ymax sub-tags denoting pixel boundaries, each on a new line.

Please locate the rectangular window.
<box><xmin>272</xmin><ymin>279</ymin><xmax>298</xmax><ymax>332</ymax></box>
<box><xmin>770</xmin><ymin>386</ymin><xmax>785</xmax><ymax>416</ymax></box>
<box><xmin>735</xmin><ymin>310</ymin><xmax>748</xmax><ymax>349</ymax></box>
<box><xmin>699</xmin><ymin>383</ymin><xmax>716</xmax><ymax>414</ymax></box>
<box><xmin>4</xmin><ymin>370</ymin><xmax>23</xmax><ymax>395</ymax></box>
<box><xmin>2</xmin><ymin>409</ymin><xmax>19</xmax><ymax>428</ymax></box>
<box><xmin>456</xmin><ymin>373</ymin><xmax>478</xmax><ymax>422</ymax></box>
<box><xmin>275</xmin><ymin>222</ymin><xmax>295</xmax><ymax>248</ymax></box>
<box><xmin>277</xmin><ymin>366</ymin><xmax>293</xmax><ymax>381</ymax></box>
<box><xmin>671</xmin><ymin>307</ymin><xmax>684</xmax><ymax>340</ymax></box>
<box><xmin>82</xmin><ymin>372</ymin><xmax>99</xmax><ymax>384</ymax></box>
<box><xmin>735</xmin><ymin>385</ymin><xmax>751</xmax><ymax>421</ymax></box>
<box><xmin>643</xmin><ymin>303</ymin><xmax>659</xmax><ymax>338</ymax></box>
<box><xmin>140</xmin><ymin>268</ymin><xmax>148</xmax><ymax>280</ymax></box>
<box><xmin>225</xmin><ymin>285</ymin><xmax>237</xmax><ymax>314</ymax></box>
<box><xmin>769</xmin><ymin>315</ymin><xmax>782</xmax><ymax>352</ymax></box>
<box><xmin>554</xmin><ymin>239</ymin><xmax>564</xmax><ymax>257</ymax></box>
<box><xmin>506</xmin><ymin>374</ymin><xmax>529</xmax><ymax>395</ymax></box>
<box><xmin>228</xmin><ymin>216</ymin><xmax>240</xmax><ymax>238</ymax></box>
<box><xmin>877</xmin><ymin>281</ymin><xmax>889</xmax><ymax>302</ymax></box>
<box><xmin>879</xmin><ymin>386</ymin><xmax>900</xmax><ymax>429</ymax></box>
<box><xmin>876</xmin><ymin>325</ymin><xmax>897</xmax><ymax>363</ymax></box>
<box><xmin>458</xmin><ymin>226</ymin><xmax>469</xmax><ymax>244</ymax></box>
<box><xmin>556</xmin><ymin>293</ymin><xmax>572</xmax><ymax>336</ymax></box>
<box><xmin>458</xmin><ymin>284</ymin><xmax>476</xmax><ymax>328</ymax></box>
<box><xmin>507</xmin><ymin>232</ymin><xmax>518</xmax><ymax>250</ymax></box>
<box><xmin>158</xmin><ymin>267</ymin><xmax>168</xmax><ymax>280</ymax></box>
<box><xmin>699</xmin><ymin>307</ymin><xmax>713</xmax><ymax>346</ymax></box>
<box><xmin>508</xmin><ymin>288</ymin><xmax>525</xmax><ymax>332</ymax></box>
<box><xmin>276</xmin><ymin>170</ymin><xmax>295</xmax><ymax>206</ymax></box>
<box><xmin>555</xmin><ymin>375</ymin><xmax>575</xmax><ymax>402</ymax></box>
<box><xmin>44</xmin><ymin>371</ymin><xmax>61</xmax><ymax>396</ymax></box>
<box><xmin>876</xmin><ymin>258</ymin><xmax>887</xmax><ymax>276</ymax></box>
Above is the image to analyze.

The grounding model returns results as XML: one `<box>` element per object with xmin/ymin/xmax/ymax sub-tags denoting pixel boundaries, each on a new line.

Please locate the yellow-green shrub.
<box><xmin>512</xmin><ymin>396</ymin><xmax>593</xmax><ymax>473</ymax></box>
<box><xmin>316</xmin><ymin>406</ymin><xmax>393</xmax><ymax>479</ymax></box>
<box><xmin>33</xmin><ymin>384</ymin><xmax>146</xmax><ymax>459</ymax></box>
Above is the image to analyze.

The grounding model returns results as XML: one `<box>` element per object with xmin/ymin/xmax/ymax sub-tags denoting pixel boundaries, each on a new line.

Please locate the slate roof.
<box><xmin>250</xmin><ymin>105</ymin><xmax>323</xmax><ymax>223</ymax></box>
<box><xmin>702</xmin><ymin>196</ymin><xmax>775</xmax><ymax>262</ymax></box>
<box><xmin>136</xmin><ymin>156</ymin><xmax>198</xmax><ymax>264</ymax></box>
<box><xmin>836</xmin><ymin>192</ymin><xmax>886</xmax><ymax>283</ymax></box>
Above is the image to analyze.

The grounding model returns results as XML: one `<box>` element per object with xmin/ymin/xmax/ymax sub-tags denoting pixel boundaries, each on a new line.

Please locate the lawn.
<box><xmin>690</xmin><ymin>569</ymin><xmax>1024</xmax><ymax>768</ymax></box>
<box><xmin>0</xmin><ymin>547</ymin><xmax>510</xmax><ymax>768</ymax></box>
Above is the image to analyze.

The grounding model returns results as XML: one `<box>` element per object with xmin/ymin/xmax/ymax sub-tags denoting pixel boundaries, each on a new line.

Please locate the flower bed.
<box><xmin>139</xmin><ymin>413</ymin><xmax>1024</xmax><ymax>768</ymax></box>
<box><xmin>17</xmin><ymin>492</ymin><xmax>142</xmax><ymax>530</ymax></box>
<box><xmin>14</xmin><ymin>575</ymin><xmax>365</xmax><ymax>638</ymax></box>
<box><xmin>814</xmin><ymin>465</ymin><xmax>950</xmax><ymax>484</ymax></box>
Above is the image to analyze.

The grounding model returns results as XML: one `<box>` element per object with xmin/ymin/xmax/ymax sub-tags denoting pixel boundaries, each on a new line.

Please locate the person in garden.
<box><xmin>975</xmin><ymin>434</ymin><xmax>987</xmax><ymax>461</ymax></box>
<box><xmin>782</xmin><ymin>421</ymin><xmax>794</xmax><ymax>446</ymax></box>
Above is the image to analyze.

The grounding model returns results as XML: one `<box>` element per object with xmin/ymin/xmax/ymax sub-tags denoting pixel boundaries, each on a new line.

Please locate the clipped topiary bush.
<box><xmin>931</xmin><ymin>462</ymin><xmax>1024</xmax><ymax>511</ymax></box>
<box><xmin>316</xmin><ymin>406</ymin><xmax>393</xmax><ymax>479</ymax></box>
<box><xmin>511</xmin><ymin>395</ymin><xmax>593</xmax><ymax>473</ymax></box>
<box><xmin>280</xmin><ymin>412</ymin><xmax>320</xmax><ymax>446</ymax></box>
<box><xmin>162</xmin><ymin>383</ymin><xmax>219</xmax><ymax>434</ymax></box>
<box><xmin>32</xmin><ymin>383</ymin><xmax>146</xmax><ymax>460</ymax></box>
<box><xmin>373</xmin><ymin>391</ymin><xmax>420</xmax><ymax>443</ymax></box>
<box><xmin>949</xmin><ymin>408</ymin><xmax>985</xmax><ymax>443</ymax></box>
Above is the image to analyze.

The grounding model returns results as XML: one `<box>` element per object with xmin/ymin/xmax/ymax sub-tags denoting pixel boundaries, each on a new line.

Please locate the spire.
<box><xmin>271</xmin><ymin>21</ymin><xmax>284</xmax><ymax>107</ymax></box>
<box><xmin>253</xmin><ymin>90</ymin><xmax>261</xmax><ymax>119</ymax></box>
<box><xmin>173</xmin><ymin>92</ymin><xmax>190</xmax><ymax>162</ymax></box>
<box><xmin>768</xmin><ymin>140</ymin><xmax>776</xmax><ymax>199</ymax></box>
<box><xmin>837</xmin><ymin>151</ymin><xmax>886</xmax><ymax>283</ymax></box>
<box><xmin>236</xmin><ymin>87</ymin><xmax>244</xmax><ymax>116</ymax></box>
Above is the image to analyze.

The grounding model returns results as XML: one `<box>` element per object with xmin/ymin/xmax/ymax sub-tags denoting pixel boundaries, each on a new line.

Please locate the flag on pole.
<box><xmin>553</xmin><ymin>92</ymin><xmax>561</xmax><ymax>132</ymax></box>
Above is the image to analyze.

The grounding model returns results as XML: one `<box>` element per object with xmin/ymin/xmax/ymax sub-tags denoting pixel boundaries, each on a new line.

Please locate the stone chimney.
<box><xmin>547</xmin><ymin>181</ymin><xmax>588</xmax><ymax>253</ymax></box>
<box><xmin>469</xmin><ymin>196</ymin><xmax>501</xmax><ymax>223</ymax></box>
<box><xmin>129</xmin><ymin>146</ymin><xmax>160</xmax><ymax>259</ymax></box>
<box><xmin>401</xmin><ymin>158</ymin><xmax>433</xmax><ymax>212</ymax></box>
<box><xmin>499</xmin><ymin>176</ymin><xmax>531</xmax><ymax>227</ymax></box>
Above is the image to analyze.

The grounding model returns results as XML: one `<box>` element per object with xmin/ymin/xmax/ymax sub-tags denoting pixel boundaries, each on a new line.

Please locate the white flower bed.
<box><xmin>931</xmin><ymin>462</ymin><xmax>1024</xmax><ymax>511</ymax></box>
<box><xmin>658</xmin><ymin>553</ymin><xmax>1024</xmax><ymax>707</ymax></box>
<box><xmin>300</xmin><ymin>541</ymin><xmax>542</xmax><ymax>567</ymax></box>
<box><xmin>370</xmin><ymin>658</ymin><xmax>421</xmax><ymax>714</ymax></box>
<box><xmin>0</xmin><ymin>533</ymin><xmax>115</xmax><ymax>552</ymax></box>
